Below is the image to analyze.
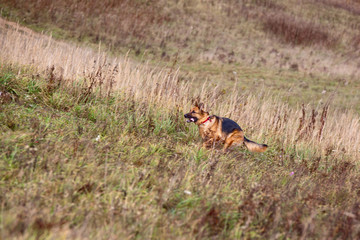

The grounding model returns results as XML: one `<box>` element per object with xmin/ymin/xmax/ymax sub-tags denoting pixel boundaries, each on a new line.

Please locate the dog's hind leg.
<box><xmin>223</xmin><ymin>139</ymin><xmax>234</xmax><ymax>152</ymax></box>
<box><xmin>223</xmin><ymin>130</ymin><xmax>244</xmax><ymax>152</ymax></box>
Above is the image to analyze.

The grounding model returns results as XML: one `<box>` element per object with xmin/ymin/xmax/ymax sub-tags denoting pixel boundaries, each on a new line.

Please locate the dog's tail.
<box><xmin>244</xmin><ymin>137</ymin><xmax>268</xmax><ymax>153</ymax></box>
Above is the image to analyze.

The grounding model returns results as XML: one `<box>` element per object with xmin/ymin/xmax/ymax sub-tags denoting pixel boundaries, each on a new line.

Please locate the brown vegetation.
<box><xmin>1</xmin><ymin>18</ymin><xmax>359</xmax><ymax>161</ymax></box>
<box><xmin>1</xmin><ymin>1</ymin><xmax>360</xmax><ymax>238</ymax></box>
<box><xmin>262</xmin><ymin>13</ymin><xmax>337</xmax><ymax>47</ymax></box>
<box><xmin>317</xmin><ymin>0</ymin><xmax>360</xmax><ymax>15</ymax></box>
<box><xmin>1</xmin><ymin>0</ymin><xmax>359</xmax><ymax>81</ymax></box>
<box><xmin>2</xmin><ymin>60</ymin><xmax>360</xmax><ymax>238</ymax></box>
<box><xmin>0</xmin><ymin>0</ymin><xmax>170</xmax><ymax>48</ymax></box>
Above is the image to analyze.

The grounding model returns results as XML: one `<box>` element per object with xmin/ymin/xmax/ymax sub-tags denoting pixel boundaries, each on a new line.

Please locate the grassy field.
<box><xmin>1</xmin><ymin>0</ymin><xmax>360</xmax><ymax>111</ymax></box>
<box><xmin>1</xmin><ymin>0</ymin><xmax>360</xmax><ymax>239</ymax></box>
<box><xmin>1</xmin><ymin>64</ymin><xmax>360</xmax><ymax>239</ymax></box>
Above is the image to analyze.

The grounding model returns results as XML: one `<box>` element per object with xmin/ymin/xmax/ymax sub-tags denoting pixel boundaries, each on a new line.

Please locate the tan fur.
<box><xmin>243</xmin><ymin>137</ymin><xmax>267</xmax><ymax>153</ymax></box>
<box><xmin>184</xmin><ymin>105</ymin><xmax>268</xmax><ymax>153</ymax></box>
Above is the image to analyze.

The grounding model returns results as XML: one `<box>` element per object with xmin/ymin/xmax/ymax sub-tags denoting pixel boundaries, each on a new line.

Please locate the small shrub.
<box><xmin>318</xmin><ymin>0</ymin><xmax>360</xmax><ymax>16</ymax></box>
<box><xmin>262</xmin><ymin>13</ymin><xmax>337</xmax><ymax>48</ymax></box>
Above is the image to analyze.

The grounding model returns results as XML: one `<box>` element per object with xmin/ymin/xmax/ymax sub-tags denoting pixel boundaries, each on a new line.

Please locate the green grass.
<box><xmin>1</xmin><ymin>65</ymin><xmax>360</xmax><ymax>239</ymax></box>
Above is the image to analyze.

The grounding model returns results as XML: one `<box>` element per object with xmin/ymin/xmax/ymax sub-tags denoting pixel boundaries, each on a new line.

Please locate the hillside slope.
<box><xmin>1</xmin><ymin>1</ymin><xmax>360</xmax><ymax>238</ymax></box>
<box><xmin>1</xmin><ymin>0</ymin><xmax>360</xmax><ymax>111</ymax></box>
<box><xmin>1</xmin><ymin>65</ymin><xmax>360</xmax><ymax>239</ymax></box>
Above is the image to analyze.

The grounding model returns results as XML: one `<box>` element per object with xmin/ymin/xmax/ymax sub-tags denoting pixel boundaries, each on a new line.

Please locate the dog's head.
<box><xmin>184</xmin><ymin>104</ymin><xmax>209</xmax><ymax>125</ymax></box>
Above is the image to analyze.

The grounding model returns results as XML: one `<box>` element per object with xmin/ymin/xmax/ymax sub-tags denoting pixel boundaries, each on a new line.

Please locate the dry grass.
<box><xmin>1</xmin><ymin>0</ymin><xmax>359</xmax><ymax>80</ymax></box>
<box><xmin>317</xmin><ymin>0</ymin><xmax>360</xmax><ymax>15</ymax></box>
<box><xmin>1</xmin><ymin>1</ymin><xmax>360</xmax><ymax>238</ymax></box>
<box><xmin>1</xmin><ymin>18</ymin><xmax>359</xmax><ymax>160</ymax></box>
<box><xmin>2</xmin><ymin>0</ymin><xmax>360</xmax><ymax>119</ymax></box>
<box><xmin>0</xmin><ymin>0</ymin><xmax>170</xmax><ymax>48</ymax></box>
<box><xmin>2</xmin><ymin>19</ymin><xmax>360</xmax><ymax>239</ymax></box>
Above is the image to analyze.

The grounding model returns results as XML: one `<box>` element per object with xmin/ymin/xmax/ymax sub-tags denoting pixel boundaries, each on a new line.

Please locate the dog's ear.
<box><xmin>198</xmin><ymin>102</ymin><xmax>204</xmax><ymax>110</ymax></box>
<box><xmin>192</xmin><ymin>96</ymin><xmax>201</xmax><ymax>108</ymax></box>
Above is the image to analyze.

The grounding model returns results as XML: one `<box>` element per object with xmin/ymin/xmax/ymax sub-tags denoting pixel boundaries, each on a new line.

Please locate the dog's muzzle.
<box><xmin>184</xmin><ymin>114</ymin><xmax>197</xmax><ymax>123</ymax></box>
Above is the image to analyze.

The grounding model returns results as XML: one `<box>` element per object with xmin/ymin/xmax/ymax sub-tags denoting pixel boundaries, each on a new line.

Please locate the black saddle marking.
<box><xmin>221</xmin><ymin>117</ymin><xmax>242</xmax><ymax>134</ymax></box>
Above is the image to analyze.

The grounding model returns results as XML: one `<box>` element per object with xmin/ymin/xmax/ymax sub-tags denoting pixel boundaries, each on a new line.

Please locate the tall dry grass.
<box><xmin>1</xmin><ymin>18</ymin><xmax>360</xmax><ymax>160</ymax></box>
<box><xmin>2</xmin><ymin>0</ymin><xmax>360</xmax><ymax>81</ymax></box>
<box><xmin>0</xmin><ymin>0</ymin><xmax>170</xmax><ymax>48</ymax></box>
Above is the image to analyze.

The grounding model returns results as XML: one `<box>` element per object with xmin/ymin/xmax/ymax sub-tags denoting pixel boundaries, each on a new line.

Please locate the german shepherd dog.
<box><xmin>184</xmin><ymin>104</ymin><xmax>268</xmax><ymax>153</ymax></box>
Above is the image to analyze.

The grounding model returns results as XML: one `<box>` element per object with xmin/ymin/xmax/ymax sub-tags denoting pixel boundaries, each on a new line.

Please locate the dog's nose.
<box><xmin>184</xmin><ymin>114</ymin><xmax>187</xmax><ymax>118</ymax></box>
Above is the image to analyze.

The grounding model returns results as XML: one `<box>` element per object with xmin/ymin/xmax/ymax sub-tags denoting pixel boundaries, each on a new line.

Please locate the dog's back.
<box><xmin>221</xmin><ymin>117</ymin><xmax>242</xmax><ymax>135</ymax></box>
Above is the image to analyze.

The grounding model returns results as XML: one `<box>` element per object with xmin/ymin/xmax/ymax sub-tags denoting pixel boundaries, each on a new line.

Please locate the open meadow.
<box><xmin>1</xmin><ymin>0</ymin><xmax>360</xmax><ymax>239</ymax></box>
